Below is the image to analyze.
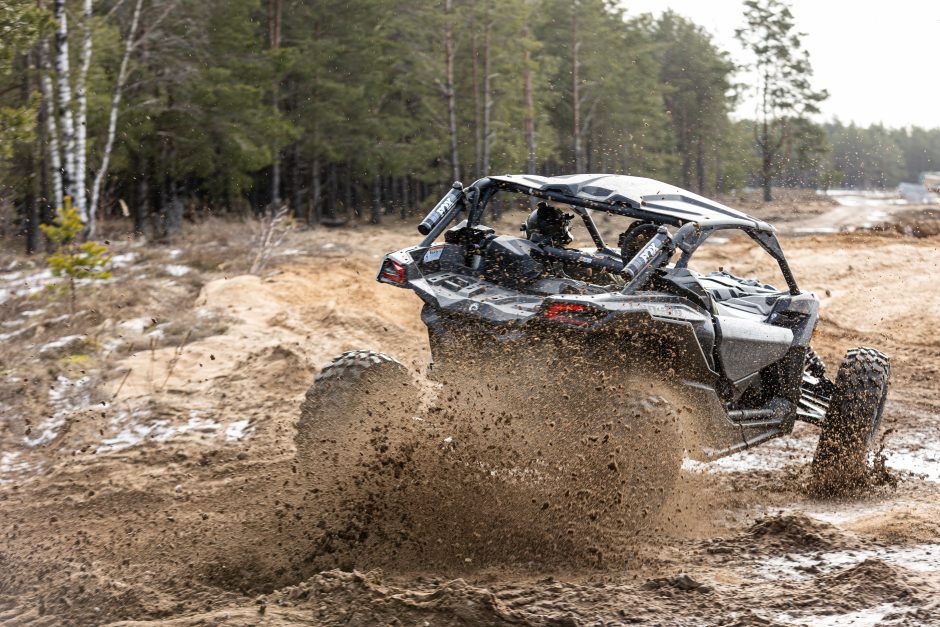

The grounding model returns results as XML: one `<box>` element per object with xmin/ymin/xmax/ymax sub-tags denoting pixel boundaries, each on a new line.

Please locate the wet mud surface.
<box><xmin>1</xmin><ymin>214</ymin><xmax>940</xmax><ymax>625</ymax></box>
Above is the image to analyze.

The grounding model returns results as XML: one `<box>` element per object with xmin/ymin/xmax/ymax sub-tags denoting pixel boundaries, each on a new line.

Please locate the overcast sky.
<box><xmin>621</xmin><ymin>0</ymin><xmax>938</xmax><ymax>129</ymax></box>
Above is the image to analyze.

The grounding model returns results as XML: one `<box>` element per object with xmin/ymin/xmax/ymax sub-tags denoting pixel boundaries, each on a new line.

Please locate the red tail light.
<box><xmin>544</xmin><ymin>303</ymin><xmax>592</xmax><ymax>327</ymax></box>
<box><xmin>380</xmin><ymin>259</ymin><xmax>406</xmax><ymax>284</ymax></box>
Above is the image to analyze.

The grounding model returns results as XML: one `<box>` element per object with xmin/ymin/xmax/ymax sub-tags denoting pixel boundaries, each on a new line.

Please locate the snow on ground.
<box><xmin>755</xmin><ymin>544</ymin><xmax>940</xmax><ymax>581</ymax></box>
<box><xmin>0</xmin><ymin>268</ymin><xmax>54</xmax><ymax>304</ymax></box>
<box><xmin>763</xmin><ymin>604</ymin><xmax>900</xmax><ymax>627</ymax></box>
<box><xmin>164</xmin><ymin>264</ymin><xmax>191</xmax><ymax>277</ymax></box>
<box><xmin>36</xmin><ymin>334</ymin><xmax>86</xmax><ymax>355</ymax></box>
<box><xmin>24</xmin><ymin>375</ymin><xmax>94</xmax><ymax>447</ymax></box>
<box><xmin>110</xmin><ymin>251</ymin><xmax>138</xmax><ymax>267</ymax></box>
<box><xmin>0</xmin><ymin>451</ymin><xmax>35</xmax><ymax>484</ymax></box>
<box><xmin>96</xmin><ymin>408</ymin><xmax>255</xmax><ymax>454</ymax></box>
<box><xmin>825</xmin><ymin>189</ymin><xmax>908</xmax><ymax>207</ymax></box>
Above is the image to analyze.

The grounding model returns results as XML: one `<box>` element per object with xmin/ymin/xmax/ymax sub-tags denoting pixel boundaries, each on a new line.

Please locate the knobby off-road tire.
<box><xmin>295</xmin><ymin>350</ymin><xmax>421</xmax><ymax>479</ymax></box>
<box><xmin>812</xmin><ymin>347</ymin><xmax>890</xmax><ymax>492</ymax></box>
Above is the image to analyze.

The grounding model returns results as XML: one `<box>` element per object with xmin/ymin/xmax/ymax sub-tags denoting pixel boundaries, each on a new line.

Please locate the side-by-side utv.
<box><xmin>299</xmin><ymin>174</ymin><xmax>890</xmax><ymax>500</ymax></box>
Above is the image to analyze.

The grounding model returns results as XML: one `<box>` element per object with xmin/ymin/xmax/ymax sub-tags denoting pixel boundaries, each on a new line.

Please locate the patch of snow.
<box><xmin>0</xmin><ymin>268</ymin><xmax>54</xmax><ymax>304</ymax></box>
<box><xmin>224</xmin><ymin>419</ymin><xmax>253</xmax><ymax>441</ymax></box>
<box><xmin>826</xmin><ymin>189</ymin><xmax>907</xmax><ymax>208</ymax></box>
<box><xmin>164</xmin><ymin>264</ymin><xmax>191</xmax><ymax>277</ymax></box>
<box><xmin>884</xmin><ymin>447</ymin><xmax>940</xmax><ymax>483</ymax></box>
<box><xmin>97</xmin><ymin>409</ymin><xmax>255</xmax><ymax>452</ymax></box>
<box><xmin>0</xmin><ymin>270</ymin><xmax>26</xmax><ymax>282</ymax></box>
<box><xmin>0</xmin><ymin>451</ymin><xmax>36</xmax><ymax>484</ymax></box>
<box><xmin>769</xmin><ymin>604</ymin><xmax>899</xmax><ymax>627</ymax></box>
<box><xmin>0</xmin><ymin>326</ymin><xmax>32</xmax><ymax>342</ymax></box>
<box><xmin>802</xmin><ymin>501</ymin><xmax>900</xmax><ymax>526</ymax></box>
<box><xmin>153</xmin><ymin>415</ymin><xmax>219</xmax><ymax>442</ymax></box>
<box><xmin>21</xmin><ymin>308</ymin><xmax>46</xmax><ymax>317</ymax></box>
<box><xmin>1</xmin><ymin>451</ymin><xmax>25</xmax><ymax>472</ymax></box>
<box><xmin>793</xmin><ymin>226</ymin><xmax>839</xmax><ymax>234</ymax></box>
<box><xmin>37</xmin><ymin>334</ymin><xmax>86</xmax><ymax>356</ymax></box>
<box><xmin>168</xmin><ymin>249</ymin><xmax>182</xmax><ymax>258</ymax></box>
<box><xmin>110</xmin><ymin>252</ymin><xmax>138</xmax><ymax>268</ymax></box>
<box><xmin>117</xmin><ymin>317</ymin><xmax>153</xmax><ymax>335</ymax></box>
<box><xmin>25</xmin><ymin>375</ymin><xmax>93</xmax><ymax>446</ymax></box>
<box><xmin>685</xmin><ymin>421</ymin><xmax>940</xmax><ymax>484</ymax></box>
<box><xmin>755</xmin><ymin>543</ymin><xmax>940</xmax><ymax>582</ymax></box>
<box><xmin>98</xmin><ymin>414</ymin><xmax>219</xmax><ymax>452</ymax></box>
<box><xmin>1</xmin><ymin>314</ymin><xmax>70</xmax><ymax>342</ymax></box>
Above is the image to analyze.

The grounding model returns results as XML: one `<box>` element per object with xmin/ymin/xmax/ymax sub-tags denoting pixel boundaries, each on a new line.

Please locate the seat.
<box><xmin>714</xmin><ymin>296</ymin><xmax>780</xmax><ymax>322</ymax></box>
<box><xmin>696</xmin><ymin>271</ymin><xmax>784</xmax><ymax>323</ymax></box>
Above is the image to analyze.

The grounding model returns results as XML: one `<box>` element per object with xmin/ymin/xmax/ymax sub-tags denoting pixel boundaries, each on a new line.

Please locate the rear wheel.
<box><xmin>295</xmin><ymin>350</ymin><xmax>421</xmax><ymax>477</ymax></box>
<box><xmin>812</xmin><ymin>347</ymin><xmax>890</xmax><ymax>493</ymax></box>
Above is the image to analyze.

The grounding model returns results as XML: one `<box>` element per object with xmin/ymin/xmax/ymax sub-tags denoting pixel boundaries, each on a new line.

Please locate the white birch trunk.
<box><xmin>39</xmin><ymin>41</ymin><xmax>64</xmax><ymax>212</ymax></box>
<box><xmin>89</xmin><ymin>0</ymin><xmax>143</xmax><ymax>237</ymax></box>
<box><xmin>53</xmin><ymin>0</ymin><xmax>82</xmax><ymax>222</ymax></box>
<box><xmin>74</xmin><ymin>0</ymin><xmax>94</xmax><ymax>224</ymax></box>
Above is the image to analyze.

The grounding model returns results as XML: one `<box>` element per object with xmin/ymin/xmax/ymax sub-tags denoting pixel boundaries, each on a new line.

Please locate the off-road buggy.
<box><xmin>296</xmin><ymin>174</ymin><xmax>890</xmax><ymax>520</ymax></box>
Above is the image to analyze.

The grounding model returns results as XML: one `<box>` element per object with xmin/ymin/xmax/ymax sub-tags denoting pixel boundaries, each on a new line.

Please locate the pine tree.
<box><xmin>651</xmin><ymin>12</ymin><xmax>736</xmax><ymax>193</ymax></box>
<box><xmin>40</xmin><ymin>196</ymin><xmax>112</xmax><ymax>315</ymax></box>
<box><xmin>736</xmin><ymin>0</ymin><xmax>828</xmax><ymax>201</ymax></box>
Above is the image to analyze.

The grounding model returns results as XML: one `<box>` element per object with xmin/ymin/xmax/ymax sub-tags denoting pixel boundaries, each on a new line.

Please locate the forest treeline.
<box><xmin>2</xmin><ymin>0</ymin><xmax>939</xmax><ymax>249</ymax></box>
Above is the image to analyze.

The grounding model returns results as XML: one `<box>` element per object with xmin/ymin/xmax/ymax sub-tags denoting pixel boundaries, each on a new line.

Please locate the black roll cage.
<box><xmin>418</xmin><ymin>177</ymin><xmax>801</xmax><ymax>296</ymax></box>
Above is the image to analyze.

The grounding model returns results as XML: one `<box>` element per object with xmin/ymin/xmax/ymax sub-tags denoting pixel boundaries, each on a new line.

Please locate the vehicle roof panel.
<box><xmin>489</xmin><ymin>173</ymin><xmax>772</xmax><ymax>231</ymax></box>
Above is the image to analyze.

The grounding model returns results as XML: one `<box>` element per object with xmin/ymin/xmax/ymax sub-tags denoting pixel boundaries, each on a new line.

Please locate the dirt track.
<box><xmin>2</xmin><ymin>200</ymin><xmax>940</xmax><ymax>625</ymax></box>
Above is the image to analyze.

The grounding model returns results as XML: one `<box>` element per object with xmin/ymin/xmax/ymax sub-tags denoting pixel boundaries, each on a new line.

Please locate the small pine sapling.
<box><xmin>40</xmin><ymin>196</ymin><xmax>113</xmax><ymax>315</ymax></box>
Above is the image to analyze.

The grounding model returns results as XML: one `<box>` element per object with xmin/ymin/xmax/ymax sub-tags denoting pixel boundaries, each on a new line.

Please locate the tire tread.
<box><xmin>812</xmin><ymin>346</ymin><xmax>890</xmax><ymax>488</ymax></box>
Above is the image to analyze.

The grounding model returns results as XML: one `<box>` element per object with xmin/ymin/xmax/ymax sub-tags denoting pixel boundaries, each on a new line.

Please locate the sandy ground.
<box><xmin>1</xmin><ymin>194</ymin><xmax>940</xmax><ymax>626</ymax></box>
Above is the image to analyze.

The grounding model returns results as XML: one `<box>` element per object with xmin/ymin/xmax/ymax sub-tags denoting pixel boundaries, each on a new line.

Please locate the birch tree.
<box><xmin>52</xmin><ymin>0</ymin><xmax>81</xmax><ymax>221</ymax></box>
<box><xmin>73</xmin><ymin>0</ymin><xmax>92</xmax><ymax>220</ymax></box>
<box><xmin>88</xmin><ymin>0</ymin><xmax>144</xmax><ymax>237</ymax></box>
<box><xmin>38</xmin><ymin>42</ymin><xmax>64</xmax><ymax>213</ymax></box>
